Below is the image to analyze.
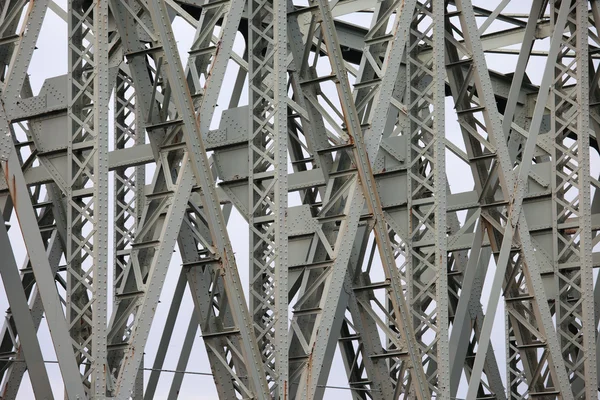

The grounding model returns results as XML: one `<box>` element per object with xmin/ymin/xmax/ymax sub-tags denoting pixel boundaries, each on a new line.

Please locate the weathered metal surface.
<box><xmin>0</xmin><ymin>1</ymin><xmax>598</xmax><ymax>399</ymax></box>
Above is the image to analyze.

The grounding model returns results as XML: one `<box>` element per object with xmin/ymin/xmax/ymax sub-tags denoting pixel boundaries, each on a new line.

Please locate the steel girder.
<box><xmin>0</xmin><ymin>0</ymin><xmax>599</xmax><ymax>399</ymax></box>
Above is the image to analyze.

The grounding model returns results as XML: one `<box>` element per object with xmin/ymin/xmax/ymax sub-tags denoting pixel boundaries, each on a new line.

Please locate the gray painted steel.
<box><xmin>0</xmin><ymin>0</ymin><xmax>598</xmax><ymax>399</ymax></box>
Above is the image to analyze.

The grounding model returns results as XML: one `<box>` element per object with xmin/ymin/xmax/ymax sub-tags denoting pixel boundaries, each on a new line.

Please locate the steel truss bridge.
<box><xmin>0</xmin><ymin>0</ymin><xmax>599</xmax><ymax>398</ymax></box>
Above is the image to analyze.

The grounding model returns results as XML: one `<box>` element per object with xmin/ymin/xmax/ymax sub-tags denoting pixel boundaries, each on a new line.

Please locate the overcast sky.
<box><xmin>3</xmin><ymin>0</ymin><xmax>600</xmax><ymax>399</ymax></box>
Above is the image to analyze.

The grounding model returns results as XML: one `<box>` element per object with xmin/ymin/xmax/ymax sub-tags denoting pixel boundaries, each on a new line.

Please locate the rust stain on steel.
<box><xmin>306</xmin><ymin>329</ymin><xmax>321</xmax><ymax>394</ymax></box>
<box><xmin>3</xmin><ymin>162</ymin><xmax>16</xmax><ymax>206</ymax></box>
<box><xmin>306</xmin><ymin>350</ymin><xmax>312</xmax><ymax>393</ymax></box>
<box><xmin>20</xmin><ymin>0</ymin><xmax>35</xmax><ymax>36</ymax></box>
<box><xmin>204</xmin><ymin>40</ymin><xmax>222</xmax><ymax>92</ymax></box>
<box><xmin>221</xmin><ymin>250</ymin><xmax>228</xmax><ymax>273</ymax></box>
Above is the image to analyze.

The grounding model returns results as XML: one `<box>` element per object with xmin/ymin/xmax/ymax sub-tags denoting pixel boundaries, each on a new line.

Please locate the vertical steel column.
<box><xmin>114</xmin><ymin>70</ymin><xmax>145</xmax><ymax>308</ymax></box>
<box><xmin>114</xmin><ymin>69</ymin><xmax>145</xmax><ymax>399</ymax></box>
<box><xmin>552</xmin><ymin>1</ymin><xmax>597</xmax><ymax>397</ymax></box>
<box><xmin>405</xmin><ymin>1</ymin><xmax>448</xmax><ymax>396</ymax></box>
<box><xmin>67</xmin><ymin>0</ymin><xmax>109</xmax><ymax>395</ymax></box>
<box><xmin>248</xmin><ymin>0</ymin><xmax>289</xmax><ymax>394</ymax></box>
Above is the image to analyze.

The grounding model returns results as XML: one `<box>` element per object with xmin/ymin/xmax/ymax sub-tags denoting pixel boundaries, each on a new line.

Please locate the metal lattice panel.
<box><xmin>0</xmin><ymin>0</ymin><xmax>599</xmax><ymax>399</ymax></box>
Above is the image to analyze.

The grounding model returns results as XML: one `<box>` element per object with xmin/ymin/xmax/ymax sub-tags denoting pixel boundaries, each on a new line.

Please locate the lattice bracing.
<box><xmin>0</xmin><ymin>1</ymin><xmax>599</xmax><ymax>399</ymax></box>
<box><xmin>248</xmin><ymin>0</ymin><xmax>289</xmax><ymax>394</ymax></box>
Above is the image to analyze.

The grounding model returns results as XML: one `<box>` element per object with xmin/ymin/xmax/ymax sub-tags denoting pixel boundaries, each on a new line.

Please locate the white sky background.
<box><xmin>2</xmin><ymin>0</ymin><xmax>600</xmax><ymax>398</ymax></box>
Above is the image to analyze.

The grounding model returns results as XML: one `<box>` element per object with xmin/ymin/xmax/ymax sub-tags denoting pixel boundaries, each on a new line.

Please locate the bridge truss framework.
<box><xmin>0</xmin><ymin>0</ymin><xmax>599</xmax><ymax>398</ymax></box>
